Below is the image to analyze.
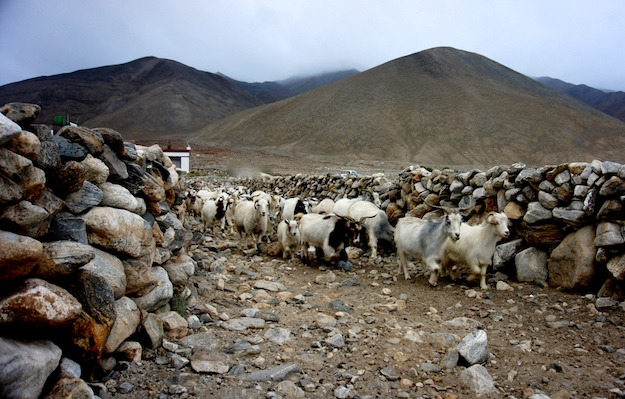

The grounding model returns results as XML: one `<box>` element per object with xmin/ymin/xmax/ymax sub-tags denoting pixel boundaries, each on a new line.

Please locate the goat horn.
<box><xmin>424</xmin><ymin>199</ymin><xmax>453</xmax><ymax>214</ymax></box>
<box><xmin>359</xmin><ymin>214</ymin><xmax>377</xmax><ymax>223</ymax></box>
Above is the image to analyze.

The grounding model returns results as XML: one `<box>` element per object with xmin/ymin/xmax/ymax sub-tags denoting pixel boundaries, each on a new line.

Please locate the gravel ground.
<box><xmin>92</xmin><ymin>147</ymin><xmax>625</xmax><ymax>398</ymax></box>
<box><xmin>95</xmin><ymin>213</ymin><xmax>625</xmax><ymax>399</ymax></box>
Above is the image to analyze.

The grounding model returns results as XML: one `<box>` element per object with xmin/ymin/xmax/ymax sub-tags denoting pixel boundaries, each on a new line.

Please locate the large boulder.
<box><xmin>548</xmin><ymin>225</ymin><xmax>598</xmax><ymax>291</ymax></box>
<box><xmin>0</xmin><ymin>278</ymin><xmax>82</xmax><ymax>329</ymax></box>
<box><xmin>0</xmin><ymin>230</ymin><xmax>44</xmax><ymax>281</ymax></box>
<box><xmin>0</xmin><ymin>337</ymin><xmax>62</xmax><ymax>399</ymax></box>
<box><xmin>81</xmin><ymin>206</ymin><xmax>155</xmax><ymax>258</ymax></box>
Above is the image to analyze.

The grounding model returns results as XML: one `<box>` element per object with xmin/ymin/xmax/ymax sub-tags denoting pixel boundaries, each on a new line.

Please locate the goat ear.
<box><xmin>487</xmin><ymin>212</ymin><xmax>497</xmax><ymax>224</ymax></box>
<box><xmin>285</xmin><ymin>219</ymin><xmax>290</xmax><ymax>224</ymax></box>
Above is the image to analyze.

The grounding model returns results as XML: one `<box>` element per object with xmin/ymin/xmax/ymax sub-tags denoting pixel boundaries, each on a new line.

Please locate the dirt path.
<box><xmin>100</xmin><ymin>214</ymin><xmax>625</xmax><ymax>399</ymax></box>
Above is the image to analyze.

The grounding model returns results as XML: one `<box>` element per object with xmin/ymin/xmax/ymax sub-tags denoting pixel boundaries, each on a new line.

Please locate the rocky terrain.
<box><xmin>3</xmin><ymin>101</ymin><xmax>625</xmax><ymax>399</ymax></box>
<box><xmin>96</xmin><ymin>217</ymin><xmax>625</xmax><ymax>399</ymax></box>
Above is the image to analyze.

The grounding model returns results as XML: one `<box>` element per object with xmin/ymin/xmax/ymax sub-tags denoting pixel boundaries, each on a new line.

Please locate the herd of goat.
<box><xmin>183</xmin><ymin>187</ymin><xmax>511</xmax><ymax>290</ymax></box>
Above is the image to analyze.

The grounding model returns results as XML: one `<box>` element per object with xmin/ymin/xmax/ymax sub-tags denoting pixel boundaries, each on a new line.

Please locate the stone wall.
<box><xmin>226</xmin><ymin>161</ymin><xmax>625</xmax><ymax>297</ymax></box>
<box><xmin>0</xmin><ymin>103</ymin><xmax>191</xmax><ymax>397</ymax></box>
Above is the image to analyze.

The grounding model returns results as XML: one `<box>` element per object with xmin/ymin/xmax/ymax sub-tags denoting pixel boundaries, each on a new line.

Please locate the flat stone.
<box><xmin>221</xmin><ymin>317</ymin><xmax>266</xmax><ymax>331</ymax></box>
<box><xmin>239</xmin><ymin>363</ymin><xmax>301</xmax><ymax>382</ymax></box>
<box><xmin>264</xmin><ymin>328</ymin><xmax>291</xmax><ymax>345</ymax></box>
<box><xmin>253</xmin><ymin>280</ymin><xmax>287</xmax><ymax>292</ymax></box>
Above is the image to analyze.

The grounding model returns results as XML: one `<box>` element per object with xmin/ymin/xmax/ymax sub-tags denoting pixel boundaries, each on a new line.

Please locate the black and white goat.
<box><xmin>298</xmin><ymin>213</ymin><xmax>361</xmax><ymax>265</ymax></box>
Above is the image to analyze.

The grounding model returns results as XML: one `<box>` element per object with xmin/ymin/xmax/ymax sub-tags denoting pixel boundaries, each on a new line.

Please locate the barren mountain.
<box><xmin>536</xmin><ymin>76</ymin><xmax>625</xmax><ymax>123</ymax></box>
<box><xmin>190</xmin><ymin>47</ymin><xmax>625</xmax><ymax>169</ymax></box>
<box><xmin>0</xmin><ymin>57</ymin><xmax>264</xmax><ymax>140</ymax></box>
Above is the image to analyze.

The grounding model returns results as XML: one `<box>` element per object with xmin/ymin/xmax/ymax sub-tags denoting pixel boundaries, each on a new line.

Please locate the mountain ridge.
<box><xmin>535</xmin><ymin>76</ymin><xmax>625</xmax><ymax>123</ymax></box>
<box><xmin>190</xmin><ymin>47</ymin><xmax>625</xmax><ymax>168</ymax></box>
<box><xmin>2</xmin><ymin>48</ymin><xmax>625</xmax><ymax>169</ymax></box>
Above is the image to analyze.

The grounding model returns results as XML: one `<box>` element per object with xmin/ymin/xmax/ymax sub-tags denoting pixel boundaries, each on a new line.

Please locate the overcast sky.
<box><xmin>1</xmin><ymin>0</ymin><xmax>624</xmax><ymax>91</ymax></box>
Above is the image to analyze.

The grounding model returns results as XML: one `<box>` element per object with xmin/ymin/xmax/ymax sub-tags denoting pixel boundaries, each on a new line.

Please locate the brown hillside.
<box><xmin>0</xmin><ymin>57</ymin><xmax>264</xmax><ymax>140</ymax></box>
<box><xmin>189</xmin><ymin>47</ymin><xmax>625</xmax><ymax>169</ymax></box>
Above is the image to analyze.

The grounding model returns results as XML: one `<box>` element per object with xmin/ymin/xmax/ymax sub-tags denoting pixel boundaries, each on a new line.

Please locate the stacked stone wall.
<box><xmin>228</xmin><ymin>161</ymin><xmax>625</xmax><ymax>296</ymax></box>
<box><xmin>0</xmin><ymin>103</ymin><xmax>191</xmax><ymax>397</ymax></box>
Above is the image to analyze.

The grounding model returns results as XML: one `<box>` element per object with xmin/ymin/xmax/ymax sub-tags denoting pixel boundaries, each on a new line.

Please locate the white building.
<box><xmin>163</xmin><ymin>143</ymin><xmax>191</xmax><ymax>173</ymax></box>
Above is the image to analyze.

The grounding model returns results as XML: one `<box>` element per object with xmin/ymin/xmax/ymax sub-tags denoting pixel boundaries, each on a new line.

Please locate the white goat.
<box><xmin>252</xmin><ymin>190</ymin><xmax>280</xmax><ymax>213</ymax></box>
<box><xmin>347</xmin><ymin>201</ymin><xmax>394</xmax><ymax>258</ymax></box>
<box><xmin>277</xmin><ymin>219</ymin><xmax>300</xmax><ymax>259</ymax></box>
<box><xmin>311</xmin><ymin>198</ymin><xmax>335</xmax><ymax>214</ymax></box>
<box><xmin>441</xmin><ymin>212</ymin><xmax>510</xmax><ymax>290</ymax></box>
<box><xmin>251</xmin><ymin>190</ymin><xmax>279</xmax><ymax>243</ymax></box>
<box><xmin>332</xmin><ymin>197</ymin><xmax>363</xmax><ymax>217</ymax></box>
<box><xmin>233</xmin><ymin>198</ymin><xmax>269</xmax><ymax>250</ymax></box>
<box><xmin>394</xmin><ymin>207</ymin><xmax>463</xmax><ymax>286</ymax></box>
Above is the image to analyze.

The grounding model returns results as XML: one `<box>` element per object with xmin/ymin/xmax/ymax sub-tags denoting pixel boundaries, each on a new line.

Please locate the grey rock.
<box><xmin>179</xmin><ymin>331</ymin><xmax>218</xmax><ymax>352</ymax></box>
<box><xmin>264</xmin><ymin>328</ymin><xmax>291</xmax><ymax>345</ymax></box>
<box><xmin>420</xmin><ymin>362</ymin><xmax>441</xmax><ymax>373</ymax></box>
<box><xmin>515</xmin><ymin>247</ymin><xmax>548</xmax><ymax>286</ymax></box>
<box><xmin>131</xmin><ymin>266</ymin><xmax>173</xmax><ymax>312</ymax></box>
<box><xmin>457</xmin><ymin>330</ymin><xmax>489</xmax><ymax>365</ymax></box>
<box><xmin>554</xmin><ymin>169</ymin><xmax>571</xmax><ymax>185</ymax></box>
<box><xmin>443</xmin><ymin>317</ymin><xmax>482</xmax><ymax>330</ymax></box>
<box><xmin>460</xmin><ymin>364</ymin><xmax>499</xmax><ymax>397</ymax></box>
<box><xmin>105</xmin><ymin>296</ymin><xmax>141</xmax><ymax>354</ymax></box>
<box><xmin>32</xmin><ymin>240</ymin><xmax>95</xmax><ymax>278</ymax></box>
<box><xmin>221</xmin><ymin>317</ymin><xmax>266</xmax><ymax>331</ymax></box>
<box><xmin>325</xmin><ymin>333</ymin><xmax>344</xmax><ymax>348</ymax></box>
<box><xmin>523</xmin><ymin>202</ymin><xmax>552</xmax><ymax>224</ymax></box>
<box><xmin>594</xmin><ymin>222</ymin><xmax>625</xmax><ymax>247</ymax></box>
<box><xmin>58</xmin><ymin>357</ymin><xmax>82</xmax><ymax>379</ymax></box>
<box><xmin>552</xmin><ymin>207</ymin><xmax>586</xmax><ymax>225</ymax></box>
<box><xmin>99</xmin><ymin>144</ymin><xmax>129</xmax><ymax>181</ymax></box>
<box><xmin>596</xmin><ymin>297</ymin><xmax>619</xmax><ymax>308</ymax></box>
<box><xmin>48</xmin><ymin>214</ymin><xmax>88</xmax><ymax>244</ymax></box>
<box><xmin>239</xmin><ymin>363</ymin><xmax>301</xmax><ymax>382</ymax></box>
<box><xmin>225</xmin><ymin>341</ymin><xmax>252</xmax><ymax>354</ymax></box>
<box><xmin>33</xmin><ymin>140</ymin><xmax>61</xmax><ymax>171</ymax></box>
<box><xmin>253</xmin><ymin>280</ymin><xmax>287</xmax><ymax>292</ymax></box>
<box><xmin>81</xmin><ymin>246</ymin><xmax>126</xmax><ymax>300</ymax></box>
<box><xmin>380</xmin><ymin>366</ymin><xmax>400</xmax><ymax>381</ymax></box>
<box><xmin>538</xmin><ymin>191</ymin><xmax>558</xmax><ymax>210</ymax></box>
<box><xmin>329</xmin><ymin>299</ymin><xmax>350</xmax><ymax>312</ymax></box>
<box><xmin>0</xmin><ymin>337</ymin><xmax>62</xmax><ymax>399</ymax></box>
<box><xmin>53</xmin><ymin>135</ymin><xmax>88</xmax><ymax>161</ymax></box>
<box><xmin>602</xmin><ymin>161</ymin><xmax>622</xmax><ymax>175</ymax></box>
<box><xmin>118</xmin><ymin>381</ymin><xmax>135</xmax><ymax>394</ymax></box>
<box><xmin>99</xmin><ymin>182</ymin><xmax>146</xmax><ymax>215</ymax></box>
<box><xmin>441</xmin><ymin>349</ymin><xmax>460</xmax><ymax>370</ymax></box>
<box><xmin>0</xmin><ymin>113</ymin><xmax>22</xmax><ymax>145</ymax></box>
<box><xmin>190</xmin><ymin>351</ymin><xmax>231</xmax><ymax>374</ymax></box>
<box><xmin>141</xmin><ymin>313</ymin><xmax>164</xmax><ymax>350</ymax></box>
<box><xmin>493</xmin><ymin>239</ymin><xmax>523</xmax><ymax>271</ymax></box>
